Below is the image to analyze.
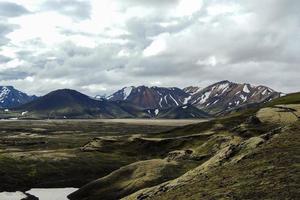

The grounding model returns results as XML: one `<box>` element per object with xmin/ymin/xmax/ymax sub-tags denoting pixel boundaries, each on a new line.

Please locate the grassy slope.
<box><xmin>265</xmin><ymin>92</ymin><xmax>300</xmax><ymax>106</ymax></box>
<box><xmin>133</xmin><ymin>122</ymin><xmax>300</xmax><ymax>200</ymax></box>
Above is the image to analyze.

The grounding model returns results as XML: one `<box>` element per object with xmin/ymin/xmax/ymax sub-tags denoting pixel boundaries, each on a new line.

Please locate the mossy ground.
<box><xmin>145</xmin><ymin>122</ymin><xmax>300</xmax><ymax>200</ymax></box>
<box><xmin>0</xmin><ymin>120</ymin><xmax>174</xmax><ymax>192</ymax></box>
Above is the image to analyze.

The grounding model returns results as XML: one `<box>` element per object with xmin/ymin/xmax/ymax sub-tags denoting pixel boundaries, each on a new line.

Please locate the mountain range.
<box><xmin>0</xmin><ymin>81</ymin><xmax>282</xmax><ymax>119</ymax></box>
<box><xmin>107</xmin><ymin>80</ymin><xmax>281</xmax><ymax>115</ymax></box>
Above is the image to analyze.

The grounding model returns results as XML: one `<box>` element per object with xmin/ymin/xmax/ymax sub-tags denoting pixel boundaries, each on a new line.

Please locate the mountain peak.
<box><xmin>0</xmin><ymin>86</ymin><xmax>37</xmax><ymax>109</ymax></box>
<box><xmin>187</xmin><ymin>81</ymin><xmax>280</xmax><ymax>114</ymax></box>
<box><xmin>108</xmin><ymin>85</ymin><xmax>190</xmax><ymax>109</ymax></box>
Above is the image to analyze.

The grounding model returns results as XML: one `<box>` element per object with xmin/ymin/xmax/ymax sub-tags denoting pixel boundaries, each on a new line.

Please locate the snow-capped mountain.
<box><xmin>185</xmin><ymin>80</ymin><xmax>281</xmax><ymax>114</ymax></box>
<box><xmin>107</xmin><ymin>81</ymin><xmax>281</xmax><ymax>115</ymax></box>
<box><xmin>107</xmin><ymin>86</ymin><xmax>135</xmax><ymax>101</ymax></box>
<box><xmin>107</xmin><ymin>86</ymin><xmax>190</xmax><ymax>109</ymax></box>
<box><xmin>0</xmin><ymin>86</ymin><xmax>37</xmax><ymax>109</ymax></box>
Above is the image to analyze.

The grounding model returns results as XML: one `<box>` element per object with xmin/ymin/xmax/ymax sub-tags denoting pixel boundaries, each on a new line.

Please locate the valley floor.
<box><xmin>0</xmin><ymin>119</ymin><xmax>181</xmax><ymax>192</ymax></box>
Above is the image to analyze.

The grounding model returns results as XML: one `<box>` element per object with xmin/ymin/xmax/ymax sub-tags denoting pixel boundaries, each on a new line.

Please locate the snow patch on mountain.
<box><xmin>217</xmin><ymin>83</ymin><xmax>229</xmax><ymax>91</ymax></box>
<box><xmin>243</xmin><ymin>85</ymin><xmax>250</xmax><ymax>93</ymax></box>
<box><xmin>123</xmin><ymin>87</ymin><xmax>133</xmax><ymax>100</ymax></box>
<box><xmin>183</xmin><ymin>96</ymin><xmax>191</xmax><ymax>104</ymax></box>
<box><xmin>169</xmin><ymin>95</ymin><xmax>179</xmax><ymax>106</ymax></box>
<box><xmin>240</xmin><ymin>95</ymin><xmax>247</xmax><ymax>102</ymax></box>
<box><xmin>0</xmin><ymin>87</ymin><xmax>10</xmax><ymax>102</ymax></box>
<box><xmin>199</xmin><ymin>91</ymin><xmax>212</xmax><ymax>104</ymax></box>
<box><xmin>159</xmin><ymin>98</ymin><xmax>163</xmax><ymax>108</ymax></box>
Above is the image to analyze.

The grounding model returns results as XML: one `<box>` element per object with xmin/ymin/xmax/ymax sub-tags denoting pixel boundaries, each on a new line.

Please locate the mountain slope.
<box><xmin>107</xmin><ymin>86</ymin><xmax>190</xmax><ymax>109</ymax></box>
<box><xmin>156</xmin><ymin>104</ymin><xmax>211</xmax><ymax>119</ymax></box>
<box><xmin>15</xmin><ymin>89</ymin><xmax>134</xmax><ymax>119</ymax></box>
<box><xmin>186</xmin><ymin>80</ymin><xmax>281</xmax><ymax>114</ymax></box>
<box><xmin>183</xmin><ymin>86</ymin><xmax>202</xmax><ymax>95</ymax></box>
<box><xmin>0</xmin><ymin>86</ymin><xmax>37</xmax><ymax>109</ymax></box>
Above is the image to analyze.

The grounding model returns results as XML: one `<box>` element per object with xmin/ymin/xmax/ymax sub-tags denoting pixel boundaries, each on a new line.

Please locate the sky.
<box><xmin>0</xmin><ymin>0</ymin><xmax>299</xmax><ymax>96</ymax></box>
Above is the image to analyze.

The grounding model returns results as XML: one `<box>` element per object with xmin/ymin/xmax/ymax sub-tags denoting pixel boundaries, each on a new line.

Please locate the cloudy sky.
<box><xmin>0</xmin><ymin>0</ymin><xmax>299</xmax><ymax>96</ymax></box>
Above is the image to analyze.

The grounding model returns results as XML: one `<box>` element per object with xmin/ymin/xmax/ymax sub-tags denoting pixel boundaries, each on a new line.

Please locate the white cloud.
<box><xmin>143</xmin><ymin>33</ymin><xmax>169</xmax><ymax>57</ymax></box>
<box><xmin>207</xmin><ymin>3</ymin><xmax>241</xmax><ymax>16</ymax></box>
<box><xmin>196</xmin><ymin>56</ymin><xmax>217</xmax><ymax>66</ymax></box>
<box><xmin>176</xmin><ymin>0</ymin><xmax>203</xmax><ymax>17</ymax></box>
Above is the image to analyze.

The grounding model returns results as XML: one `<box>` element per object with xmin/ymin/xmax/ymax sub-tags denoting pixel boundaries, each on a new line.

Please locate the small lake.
<box><xmin>0</xmin><ymin>188</ymin><xmax>78</xmax><ymax>200</ymax></box>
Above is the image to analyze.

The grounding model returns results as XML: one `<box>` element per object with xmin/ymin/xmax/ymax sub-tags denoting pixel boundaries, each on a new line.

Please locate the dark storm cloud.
<box><xmin>42</xmin><ymin>0</ymin><xmax>91</xmax><ymax>20</ymax></box>
<box><xmin>0</xmin><ymin>2</ymin><xmax>30</xmax><ymax>17</ymax></box>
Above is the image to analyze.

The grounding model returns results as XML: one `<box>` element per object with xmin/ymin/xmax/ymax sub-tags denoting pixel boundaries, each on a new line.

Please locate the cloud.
<box><xmin>0</xmin><ymin>21</ymin><xmax>19</xmax><ymax>46</ymax></box>
<box><xmin>0</xmin><ymin>55</ymin><xmax>12</xmax><ymax>63</ymax></box>
<box><xmin>0</xmin><ymin>2</ymin><xmax>30</xmax><ymax>17</ymax></box>
<box><xmin>42</xmin><ymin>0</ymin><xmax>91</xmax><ymax>20</ymax></box>
<box><xmin>0</xmin><ymin>69</ymin><xmax>31</xmax><ymax>81</ymax></box>
<box><xmin>0</xmin><ymin>0</ymin><xmax>299</xmax><ymax>96</ymax></box>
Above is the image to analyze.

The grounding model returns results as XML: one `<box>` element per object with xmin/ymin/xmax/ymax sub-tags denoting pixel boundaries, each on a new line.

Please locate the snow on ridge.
<box><xmin>212</xmin><ymin>99</ymin><xmax>219</xmax><ymax>105</ymax></box>
<box><xmin>240</xmin><ymin>94</ymin><xmax>247</xmax><ymax>102</ymax></box>
<box><xmin>183</xmin><ymin>96</ymin><xmax>191</xmax><ymax>104</ymax></box>
<box><xmin>243</xmin><ymin>85</ymin><xmax>250</xmax><ymax>93</ymax></box>
<box><xmin>123</xmin><ymin>87</ymin><xmax>133</xmax><ymax>100</ymax></box>
<box><xmin>159</xmin><ymin>97</ymin><xmax>163</xmax><ymax>108</ymax></box>
<box><xmin>194</xmin><ymin>87</ymin><xmax>202</xmax><ymax>94</ymax></box>
<box><xmin>0</xmin><ymin>86</ymin><xmax>11</xmax><ymax>101</ymax></box>
<box><xmin>169</xmin><ymin>94</ymin><xmax>179</xmax><ymax>106</ymax></box>
<box><xmin>199</xmin><ymin>91</ymin><xmax>212</xmax><ymax>104</ymax></box>
<box><xmin>217</xmin><ymin>83</ymin><xmax>229</xmax><ymax>91</ymax></box>
<box><xmin>188</xmin><ymin>87</ymin><xmax>202</xmax><ymax>95</ymax></box>
<box><xmin>164</xmin><ymin>95</ymin><xmax>168</xmax><ymax>104</ymax></box>
<box><xmin>155</xmin><ymin>109</ymin><xmax>159</xmax><ymax>115</ymax></box>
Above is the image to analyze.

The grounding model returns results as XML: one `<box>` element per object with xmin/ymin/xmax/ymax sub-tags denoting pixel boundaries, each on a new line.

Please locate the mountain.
<box><xmin>107</xmin><ymin>81</ymin><xmax>281</xmax><ymax>116</ymax></box>
<box><xmin>2</xmin><ymin>81</ymin><xmax>281</xmax><ymax>119</ymax></box>
<box><xmin>14</xmin><ymin>89</ymin><xmax>136</xmax><ymax>119</ymax></box>
<box><xmin>185</xmin><ymin>80</ymin><xmax>281</xmax><ymax>115</ymax></box>
<box><xmin>107</xmin><ymin>86</ymin><xmax>190</xmax><ymax>109</ymax></box>
<box><xmin>152</xmin><ymin>104</ymin><xmax>211</xmax><ymax>119</ymax></box>
<box><xmin>10</xmin><ymin>89</ymin><xmax>210</xmax><ymax>119</ymax></box>
<box><xmin>0</xmin><ymin>86</ymin><xmax>37</xmax><ymax>109</ymax></box>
